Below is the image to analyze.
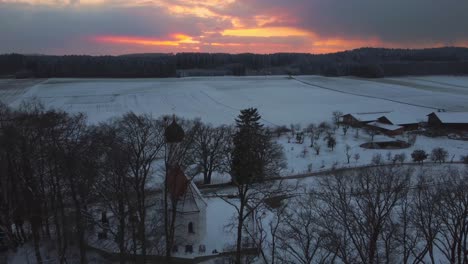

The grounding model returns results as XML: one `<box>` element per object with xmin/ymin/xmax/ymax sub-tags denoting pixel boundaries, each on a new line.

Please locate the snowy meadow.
<box><xmin>1</xmin><ymin>75</ymin><xmax>468</xmax><ymax>263</ymax></box>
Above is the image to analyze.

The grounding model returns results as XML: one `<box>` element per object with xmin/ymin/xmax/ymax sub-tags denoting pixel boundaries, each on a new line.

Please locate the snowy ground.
<box><xmin>2</xmin><ymin>75</ymin><xmax>468</xmax><ymax>125</ymax></box>
<box><xmin>3</xmin><ymin>75</ymin><xmax>466</xmax><ymax>180</ymax></box>
<box><xmin>2</xmin><ymin>76</ymin><xmax>468</xmax><ymax>262</ymax></box>
<box><xmin>280</xmin><ymin>127</ymin><xmax>468</xmax><ymax>175</ymax></box>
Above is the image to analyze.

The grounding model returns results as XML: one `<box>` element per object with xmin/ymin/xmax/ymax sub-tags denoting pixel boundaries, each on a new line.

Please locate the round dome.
<box><xmin>165</xmin><ymin>118</ymin><xmax>185</xmax><ymax>143</ymax></box>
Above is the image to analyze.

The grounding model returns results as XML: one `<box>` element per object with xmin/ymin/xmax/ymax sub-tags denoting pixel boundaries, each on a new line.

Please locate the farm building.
<box><xmin>427</xmin><ymin>112</ymin><xmax>468</xmax><ymax>130</ymax></box>
<box><xmin>383</xmin><ymin>113</ymin><xmax>423</xmax><ymax>131</ymax></box>
<box><xmin>366</xmin><ymin>122</ymin><xmax>405</xmax><ymax>136</ymax></box>
<box><xmin>341</xmin><ymin>112</ymin><xmax>392</xmax><ymax>126</ymax></box>
<box><xmin>341</xmin><ymin>111</ymin><xmax>420</xmax><ymax>131</ymax></box>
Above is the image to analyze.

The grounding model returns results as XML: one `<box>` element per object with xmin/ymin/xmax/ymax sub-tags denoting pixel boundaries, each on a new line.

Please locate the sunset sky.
<box><xmin>1</xmin><ymin>0</ymin><xmax>468</xmax><ymax>55</ymax></box>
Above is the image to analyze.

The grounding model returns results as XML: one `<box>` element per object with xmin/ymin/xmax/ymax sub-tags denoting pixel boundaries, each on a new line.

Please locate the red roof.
<box><xmin>167</xmin><ymin>165</ymin><xmax>189</xmax><ymax>200</ymax></box>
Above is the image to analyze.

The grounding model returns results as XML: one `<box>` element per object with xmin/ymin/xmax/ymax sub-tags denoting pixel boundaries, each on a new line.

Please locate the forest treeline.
<box><xmin>1</xmin><ymin>47</ymin><xmax>468</xmax><ymax>78</ymax></box>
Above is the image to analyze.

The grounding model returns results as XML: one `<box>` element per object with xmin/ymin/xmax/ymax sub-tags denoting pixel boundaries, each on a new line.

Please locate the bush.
<box><xmin>461</xmin><ymin>155</ymin><xmax>468</xmax><ymax>164</ymax></box>
<box><xmin>371</xmin><ymin>153</ymin><xmax>383</xmax><ymax>165</ymax></box>
<box><xmin>392</xmin><ymin>153</ymin><xmax>407</xmax><ymax>164</ymax></box>
<box><xmin>430</xmin><ymin>147</ymin><xmax>448</xmax><ymax>163</ymax></box>
<box><xmin>411</xmin><ymin>149</ymin><xmax>428</xmax><ymax>164</ymax></box>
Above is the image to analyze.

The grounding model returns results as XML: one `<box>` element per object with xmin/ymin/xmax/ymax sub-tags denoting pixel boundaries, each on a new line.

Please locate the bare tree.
<box><xmin>332</xmin><ymin>111</ymin><xmax>343</xmax><ymax>128</ymax></box>
<box><xmin>371</xmin><ymin>153</ymin><xmax>383</xmax><ymax>165</ymax></box>
<box><xmin>193</xmin><ymin>122</ymin><xmax>231</xmax><ymax>184</ymax></box>
<box><xmin>244</xmin><ymin>195</ymin><xmax>290</xmax><ymax>264</ymax></box>
<box><xmin>306</xmin><ymin>123</ymin><xmax>316</xmax><ymax>147</ymax></box>
<box><xmin>395</xmin><ymin>185</ymin><xmax>422</xmax><ymax>264</ymax></box>
<box><xmin>316</xmin><ymin>166</ymin><xmax>412</xmax><ymax>264</ymax></box>
<box><xmin>318</xmin><ymin>122</ymin><xmax>331</xmax><ymax>138</ymax></box>
<box><xmin>411</xmin><ymin>171</ymin><xmax>441</xmax><ymax>264</ymax></box>
<box><xmin>342</xmin><ymin>125</ymin><xmax>349</xmax><ymax>136</ymax></box>
<box><xmin>365</xmin><ymin>126</ymin><xmax>378</xmax><ymax>142</ymax></box>
<box><xmin>91</xmin><ymin>123</ymin><xmax>133</xmax><ymax>264</ymax></box>
<box><xmin>313</xmin><ymin>142</ymin><xmax>321</xmax><ymax>156</ymax></box>
<box><xmin>354</xmin><ymin>153</ymin><xmax>360</xmax><ymax>163</ymax></box>
<box><xmin>433</xmin><ymin>168</ymin><xmax>468</xmax><ymax>264</ymax></box>
<box><xmin>392</xmin><ymin>153</ymin><xmax>406</xmax><ymax>165</ymax></box>
<box><xmin>430</xmin><ymin>147</ymin><xmax>448</xmax><ymax>163</ymax></box>
<box><xmin>276</xmin><ymin>194</ymin><xmax>332</xmax><ymax>264</ymax></box>
<box><xmin>325</xmin><ymin>134</ymin><xmax>336</xmax><ymax>151</ymax></box>
<box><xmin>117</xmin><ymin>112</ymin><xmax>165</xmax><ymax>262</ymax></box>
<box><xmin>345</xmin><ymin>144</ymin><xmax>352</xmax><ymax>164</ymax></box>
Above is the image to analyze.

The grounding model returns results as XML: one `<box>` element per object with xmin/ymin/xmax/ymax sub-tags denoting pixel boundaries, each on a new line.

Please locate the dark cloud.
<box><xmin>234</xmin><ymin>0</ymin><xmax>468</xmax><ymax>44</ymax></box>
<box><xmin>1</xmin><ymin>0</ymin><xmax>467</xmax><ymax>54</ymax></box>
<box><xmin>0</xmin><ymin>2</ymin><xmax>207</xmax><ymax>54</ymax></box>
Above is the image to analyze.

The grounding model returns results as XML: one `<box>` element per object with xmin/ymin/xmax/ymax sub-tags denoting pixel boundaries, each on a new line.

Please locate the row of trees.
<box><xmin>253</xmin><ymin>165</ymin><xmax>468</xmax><ymax>264</ymax></box>
<box><xmin>0</xmin><ymin>101</ymin><xmax>250</xmax><ymax>263</ymax></box>
<box><xmin>2</xmin><ymin>47</ymin><xmax>468</xmax><ymax>78</ymax></box>
<box><xmin>0</xmin><ymin>102</ymin><xmax>287</xmax><ymax>264</ymax></box>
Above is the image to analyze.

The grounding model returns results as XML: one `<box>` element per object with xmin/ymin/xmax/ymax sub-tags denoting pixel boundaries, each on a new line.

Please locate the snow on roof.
<box><xmin>431</xmin><ymin>112</ymin><xmax>468</xmax><ymax>124</ymax></box>
<box><xmin>368</xmin><ymin>121</ymin><xmax>403</xmax><ymax>131</ymax></box>
<box><xmin>384</xmin><ymin>113</ymin><xmax>425</xmax><ymax>125</ymax></box>
<box><xmin>178</xmin><ymin>181</ymin><xmax>207</xmax><ymax>213</ymax></box>
<box><xmin>352</xmin><ymin>112</ymin><xmax>390</xmax><ymax>122</ymax></box>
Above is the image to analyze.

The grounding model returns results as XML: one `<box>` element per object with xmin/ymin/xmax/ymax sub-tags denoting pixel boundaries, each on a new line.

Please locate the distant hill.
<box><xmin>1</xmin><ymin>47</ymin><xmax>468</xmax><ymax>78</ymax></box>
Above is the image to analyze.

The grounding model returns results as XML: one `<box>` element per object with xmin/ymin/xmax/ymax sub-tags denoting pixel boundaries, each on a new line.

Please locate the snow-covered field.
<box><xmin>2</xmin><ymin>75</ymin><xmax>468</xmax><ymax>125</ymax></box>
<box><xmin>2</xmin><ymin>75</ymin><xmax>467</xmax><ymax>177</ymax></box>
<box><xmin>2</xmin><ymin>76</ymin><xmax>467</xmax><ymax>263</ymax></box>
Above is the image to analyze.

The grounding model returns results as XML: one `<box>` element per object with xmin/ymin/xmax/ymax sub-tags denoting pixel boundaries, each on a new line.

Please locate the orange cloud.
<box><xmin>93</xmin><ymin>34</ymin><xmax>199</xmax><ymax>47</ymax></box>
<box><xmin>222</xmin><ymin>27</ymin><xmax>312</xmax><ymax>38</ymax></box>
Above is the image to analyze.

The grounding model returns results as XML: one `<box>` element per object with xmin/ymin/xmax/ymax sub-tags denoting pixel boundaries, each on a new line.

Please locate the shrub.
<box><xmin>430</xmin><ymin>147</ymin><xmax>448</xmax><ymax>163</ymax></box>
<box><xmin>461</xmin><ymin>155</ymin><xmax>468</xmax><ymax>164</ymax></box>
<box><xmin>411</xmin><ymin>149</ymin><xmax>428</xmax><ymax>164</ymax></box>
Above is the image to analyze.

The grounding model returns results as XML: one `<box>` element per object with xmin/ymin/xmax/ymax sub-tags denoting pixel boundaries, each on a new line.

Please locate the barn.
<box><xmin>341</xmin><ymin>112</ymin><xmax>391</xmax><ymax>127</ymax></box>
<box><xmin>366</xmin><ymin>121</ymin><xmax>405</xmax><ymax>136</ymax></box>
<box><xmin>427</xmin><ymin>112</ymin><xmax>468</xmax><ymax>130</ymax></box>
<box><xmin>341</xmin><ymin>111</ymin><xmax>421</xmax><ymax>131</ymax></box>
<box><xmin>383</xmin><ymin>113</ymin><xmax>423</xmax><ymax>131</ymax></box>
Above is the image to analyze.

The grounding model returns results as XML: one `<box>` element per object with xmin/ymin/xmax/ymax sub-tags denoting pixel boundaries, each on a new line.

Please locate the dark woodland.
<box><xmin>1</xmin><ymin>47</ymin><xmax>468</xmax><ymax>78</ymax></box>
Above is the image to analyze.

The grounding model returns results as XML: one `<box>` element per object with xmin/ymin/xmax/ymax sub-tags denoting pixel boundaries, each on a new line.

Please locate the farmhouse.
<box><xmin>427</xmin><ymin>112</ymin><xmax>468</xmax><ymax>130</ymax></box>
<box><xmin>342</xmin><ymin>111</ymin><xmax>423</xmax><ymax>131</ymax></box>
<box><xmin>383</xmin><ymin>113</ymin><xmax>422</xmax><ymax>131</ymax></box>
<box><xmin>366</xmin><ymin>121</ymin><xmax>405</xmax><ymax>136</ymax></box>
<box><xmin>341</xmin><ymin>112</ymin><xmax>392</xmax><ymax>126</ymax></box>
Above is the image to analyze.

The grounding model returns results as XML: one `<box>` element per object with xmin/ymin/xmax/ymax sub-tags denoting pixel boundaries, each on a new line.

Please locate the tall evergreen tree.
<box><xmin>229</xmin><ymin>108</ymin><xmax>286</xmax><ymax>263</ymax></box>
<box><xmin>231</xmin><ymin>108</ymin><xmax>266</xmax><ymax>184</ymax></box>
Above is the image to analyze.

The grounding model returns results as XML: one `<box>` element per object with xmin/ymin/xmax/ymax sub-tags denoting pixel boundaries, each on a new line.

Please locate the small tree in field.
<box><xmin>332</xmin><ymin>111</ymin><xmax>343</xmax><ymax>128</ymax></box>
<box><xmin>354</xmin><ymin>153</ymin><xmax>360</xmax><ymax>163</ymax></box>
<box><xmin>411</xmin><ymin>149</ymin><xmax>428</xmax><ymax>164</ymax></box>
<box><xmin>365</xmin><ymin>126</ymin><xmax>378</xmax><ymax>142</ymax></box>
<box><xmin>301</xmin><ymin>146</ymin><xmax>308</xmax><ymax>158</ymax></box>
<box><xmin>317</xmin><ymin>122</ymin><xmax>331</xmax><ymax>138</ymax></box>
<box><xmin>354</xmin><ymin>128</ymin><xmax>360</xmax><ymax>139</ymax></box>
<box><xmin>345</xmin><ymin>144</ymin><xmax>352</xmax><ymax>164</ymax></box>
<box><xmin>326</xmin><ymin>134</ymin><xmax>336</xmax><ymax>151</ymax></box>
<box><xmin>392</xmin><ymin>152</ymin><xmax>406</xmax><ymax>165</ymax></box>
<box><xmin>430</xmin><ymin>147</ymin><xmax>448</xmax><ymax>163</ymax></box>
<box><xmin>371</xmin><ymin>153</ymin><xmax>383</xmax><ymax>165</ymax></box>
<box><xmin>306</xmin><ymin>123</ymin><xmax>316</xmax><ymax>147</ymax></box>
<box><xmin>313</xmin><ymin>142</ymin><xmax>321</xmax><ymax>155</ymax></box>
<box><xmin>342</xmin><ymin>125</ymin><xmax>349</xmax><ymax>136</ymax></box>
